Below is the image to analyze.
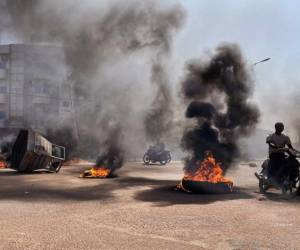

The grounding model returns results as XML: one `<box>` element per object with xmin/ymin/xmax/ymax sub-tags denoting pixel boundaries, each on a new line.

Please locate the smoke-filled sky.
<box><xmin>172</xmin><ymin>0</ymin><xmax>300</xmax><ymax>136</ymax></box>
<box><xmin>1</xmin><ymin>0</ymin><xmax>299</xmax><ymax>139</ymax></box>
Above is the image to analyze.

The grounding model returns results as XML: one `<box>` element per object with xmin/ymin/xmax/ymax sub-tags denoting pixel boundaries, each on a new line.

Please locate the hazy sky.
<box><xmin>2</xmin><ymin>0</ymin><xmax>300</xmax><ymax>134</ymax></box>
<box><xmin>175</xmin><ymin>0</ymin><xmax>300</xmax><ymax>133</ymax></box>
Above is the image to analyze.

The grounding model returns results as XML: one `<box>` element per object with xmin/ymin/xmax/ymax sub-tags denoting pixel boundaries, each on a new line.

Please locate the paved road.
<box><xmin>0</xmin><ymin>162</ymin><xmax>299</xmax><ymax>250</ymax></box>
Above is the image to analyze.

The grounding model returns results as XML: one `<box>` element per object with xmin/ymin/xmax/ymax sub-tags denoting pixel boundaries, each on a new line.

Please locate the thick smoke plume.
<box><xmin>144</xmin><ymin>62</ymin><xmax>174</xmax><ymax>143</ymax></box>
<box><xmin>2</xmin><ymin>0</ymin><xmax>186</xmax><ymax>170</ymax></box>
<box><xmin>95</xmin><ymin>126</ymin><xmax>124</xmax><ymax>171</ymax></box>
<box><xmin>181</xmin><ymin>43</ymin><xmax>260</xmax><ymax>173</ymax></box>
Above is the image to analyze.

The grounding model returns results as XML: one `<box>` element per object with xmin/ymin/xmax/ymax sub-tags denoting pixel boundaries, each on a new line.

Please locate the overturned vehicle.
<box><xmin>10</xmin><ymin>129</ymin><xmax>65</xmax><ymax>173</ymax></box>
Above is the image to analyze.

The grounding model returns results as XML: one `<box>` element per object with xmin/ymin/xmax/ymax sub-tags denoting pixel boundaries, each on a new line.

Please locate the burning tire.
<box><xmin>181</xmin><ymin>179</ymin><xmax>233</xmax><ymax>194</ymax></box>
<box><xmin>177</xmin><ymin>152</ymin><xmax>233</xmax><ymax>194</ymax></box>
<box><xmin>80</xmin><ymin>166</ymin><xmax>111</xmax><ymax>178</ymax></box>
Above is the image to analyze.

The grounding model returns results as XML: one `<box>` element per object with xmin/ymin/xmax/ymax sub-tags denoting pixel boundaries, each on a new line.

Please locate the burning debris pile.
<box><xmin>178</xmin><ymin>43</ymin><xmax>260</xmax><ymax>193</ymax></box>
<box><xmin>0</xmin><ymin>135</ymin><xmax>14</xmax><ymax>169</ymax></box>
<box><xmin>80</xmin><ymin>153</ymin><xmax>123</xmax><ymax>178</ymax></box>
<box><xmin>0</xmin><ymin>160</ymin><xmax>8</xmax><ymax>169</ymax></box>
<box><xmin>0</xmin><ymin>148</ymin><xmax>9</xmax><ymax>169</ymax></box>
<box><xmin>80</xmin><ymin>166</ymin><xmax>111</xmax><ymax>179</ymax></box>
<box><xmin>80</xmin><ymin>127</ymin><xmax>124</xmax><ymax>178</ymax></box>
<box><xmin>80</xmin><ymin>152</ymin><xmax>123</xmax><ymax>178</ymax></box>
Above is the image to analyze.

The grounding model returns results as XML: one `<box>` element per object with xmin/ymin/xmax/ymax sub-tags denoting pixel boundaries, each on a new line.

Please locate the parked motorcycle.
<box><xmin>255</xmin><ymin>148</ymin><xmax>300</xmax><ymax>195</ymax></box>
<box><xmin>143</xmin><ymin>146</ymin><xmax>171</xmax><ymax>165</ymax></box>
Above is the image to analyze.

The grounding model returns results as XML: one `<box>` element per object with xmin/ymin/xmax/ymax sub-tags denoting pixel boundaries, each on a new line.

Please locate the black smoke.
<box><xmin>95</xmin><ymin>126</ymin><xmax>124</xmax><ymax>171</ymax></box>
<box><xmin>144</xmin><ymin>63</ymin><xmax>174</xmax><ymax>143</ymax></box>
<box><xmin>2</xmin><ymin>0</ymin><xmax>186</xmax><ymax>171</ymax></box>
<box><xmin>181</xmin><ymin>43</ymin><xmax>260</xmax><ymax>173</ymax></box>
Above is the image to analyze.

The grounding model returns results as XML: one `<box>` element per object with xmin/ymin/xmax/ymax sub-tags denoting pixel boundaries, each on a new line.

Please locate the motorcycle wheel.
<box><xmin>281</xmin><ymin>185</ymin><xmax>293</xmax><ymax>195</ymax></box>
<box><xmin>295</xmin><ymin>177</ymin><xmax>300</xmax><ymax>195</ymax></box>
<box><xmin>143</xmin><ymin>154</ymin><xmax>150</xmax><ymax>165</ymax></box>
<box><xmin>259</xmin><ymin>178</ymin><xmax>269</xmax><ymax>193</ymax></box>
<box><xmin>281</xmin><ymin>176</ymin><xmax>296</xmax><ymax>195</ymax></box>
<box><xmin>160</xmin><ymin>155</ymin><xmax>168</xmax><ymax>165</ymax></box>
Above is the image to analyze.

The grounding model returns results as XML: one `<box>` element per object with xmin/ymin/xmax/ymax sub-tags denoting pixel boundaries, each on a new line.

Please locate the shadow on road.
<box><xmin>134</xmin><ymin>183</ymin><xmax>255</xmax><ymax>206</ymax></box>
<box><xmin>259</xmin><ymin>191</ymin><xmax>300</xmax><ymax>203</ymax></box>
<box><xmin>106</xmin><ymin>176</ymin><xmax>257</xmax><ymax>206</ymax></box>
<box><xmin>1</xmin><ymin>166</ymin><xmax>299</xmax><ymax>204</ymax></box>
<box><xmin>0</xmin><ymin>186</ymin><xmax>115</xmax><ymax>202</ymax></box>
<box><xmin>0</xmin><ymin>168</ymin><xmax>115</xmax><ymax>202</ymax></box>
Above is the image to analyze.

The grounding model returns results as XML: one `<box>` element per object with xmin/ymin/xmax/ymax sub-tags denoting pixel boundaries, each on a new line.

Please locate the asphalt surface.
<box><xmin>0</xmin><ymin>161</ymin><xmax>300</xmax><ymax>250</ymax></box>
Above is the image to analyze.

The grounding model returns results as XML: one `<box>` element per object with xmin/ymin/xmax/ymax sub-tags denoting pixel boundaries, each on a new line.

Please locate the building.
<box><xmin>0</xmin><ymin>43</ymin><xmax>73</xmax><ymax>131</ymax></box>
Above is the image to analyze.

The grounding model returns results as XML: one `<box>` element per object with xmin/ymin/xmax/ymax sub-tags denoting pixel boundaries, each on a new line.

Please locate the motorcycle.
<box><xmin>143</xmin><ymin>147</ymin><xmax>171</xmax><ymax>165</ymax></box>
<box><xmin>255</xmin><ymin>148</ymin><xmax>300</xmax><ymax>195</ymax></box>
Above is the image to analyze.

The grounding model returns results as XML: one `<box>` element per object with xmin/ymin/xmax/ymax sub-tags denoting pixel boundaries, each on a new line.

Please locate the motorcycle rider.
<box><xmin>144</xmin><ymin>142</ymin><xmax>170</xmax><ymax>165</ymax></box>
<box><xmin>266</xmin><ymin>122</ymin><xmax>294</xmax><ymax>185</ymax></box>
<box><xmin>151</xmin><ymin>142</ymin><xmax>165</xmax><ymax>154</ymax></box>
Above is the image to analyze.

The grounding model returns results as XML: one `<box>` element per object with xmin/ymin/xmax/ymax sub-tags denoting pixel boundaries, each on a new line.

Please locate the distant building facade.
<box><xmin>0</xmin><ymin>43</ymin><xmax>73</xmax><ymax>131</ymax></box>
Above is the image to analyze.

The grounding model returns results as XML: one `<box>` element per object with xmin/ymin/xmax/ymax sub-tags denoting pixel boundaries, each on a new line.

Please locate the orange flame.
<box><xmin>183</xmin><ymin>151</ymin><xmax>233</xmax><ymax>184</ymax></box>
<box><xmin>0</xmin><ymin>160</ymin><xmax>7</xmax><ymax>169</ymax></box>
<box><xmin>89</xmin><ymin>166</ymin><xmax>111</xmax><ymax>178</ymax></box>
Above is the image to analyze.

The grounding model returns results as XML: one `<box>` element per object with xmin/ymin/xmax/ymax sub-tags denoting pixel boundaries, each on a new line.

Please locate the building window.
<box><xmin>0</xmin><ymin>111</ymin><xmax>6</xmax><ymax>119</ymax></box>
<box><xmin>0</xmin><ymin>54</ymin><xmax>8</xmax><ymax>70</ymax></box>
<box><xmin>62</xmin><ymin>101</ymin><xmax>70</xmax><ymax>107</ymax></box>
<box><xmin>34</xmin><ymin>82</ymin><xmax>49</xmax><ymax>94</ymax></box>
<box><xmin>0</xmin><ymin>62</ymin><xmax>6</xmax><ymax>70</ymax></box>
<box><xmin>0</xmin><ymin>55</ymin><xmax>7</xmax><ymax>79</ymax></box>
<box><xmin>0</xmin><ymin>86</ymin><xmax>7</xmax><ymax>93</ymax></box>
<box><xmin>0</xmin><ymin>54</ymin><xmax>8</xmax><ymax>62</ymax></box>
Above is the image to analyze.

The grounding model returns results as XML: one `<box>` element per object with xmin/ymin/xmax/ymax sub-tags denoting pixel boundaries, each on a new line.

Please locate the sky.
<box><xmin>1</xmin><ymin>0</ymin><xmax>300</xmax><ymax>135</ymax></box>
<box><xmin>174</xmin><ymin>0</ymin><xmax>300</xmax><ymax>134</ymax></box>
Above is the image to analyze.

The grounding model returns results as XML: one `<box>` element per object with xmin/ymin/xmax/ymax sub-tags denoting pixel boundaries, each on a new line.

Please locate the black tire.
<box><xmin>159</xmin><ymin>155</ymin><xmax>168</xmax><ymax>165</ymax></box>
<box><xmin>160</xmin><ymin>160</ymin><xmax>167</xmax><ymax>165</ymax></box>
<box><xmin>259</xmin><ymin>179</ymin><xmax>269</xmax><ymax>193</ymax></box>
<box><xmin>143</xmin><ymin>154</ymin><xmax>150</xmax><ymax>165</ymax></box>
<box><xmin>281</xmin><ymin>186</ymin><xmax>287</xmax><ymax>195</ymax></box>
<box><xmin>281</xmin><ymin>186</ymin><xmax>293</xmax><ymax>196</ymax></box>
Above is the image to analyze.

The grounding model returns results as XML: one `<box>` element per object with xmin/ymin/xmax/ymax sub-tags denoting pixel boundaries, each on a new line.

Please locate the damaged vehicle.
<box><xmin>10</xmin><ymin>129</ymin><xmax>65</xmax><ymax>173</ymax></box>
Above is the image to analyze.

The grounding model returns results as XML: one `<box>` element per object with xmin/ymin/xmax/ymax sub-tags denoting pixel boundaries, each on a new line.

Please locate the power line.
<box><xmin>252</xmin><ymin>58</ymin><xmax>271</xmax><ymax>66</ymax></box>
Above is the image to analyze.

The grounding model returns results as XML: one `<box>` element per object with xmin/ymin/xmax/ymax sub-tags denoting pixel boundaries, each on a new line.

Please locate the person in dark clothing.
<box><xmin>266</xmin><ymin>122</ymin><xmax>293</xmax><ymax>184</ymax></box>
